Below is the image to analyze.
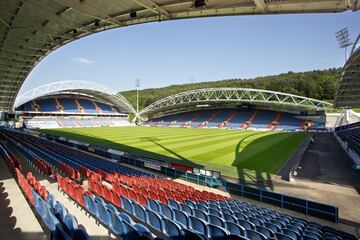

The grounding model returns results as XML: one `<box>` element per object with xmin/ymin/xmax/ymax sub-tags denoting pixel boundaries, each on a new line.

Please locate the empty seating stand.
<box><xmin>1</xmin><ymin>128</ymin><xmax>357</xmax><ymax>240</ymax></box>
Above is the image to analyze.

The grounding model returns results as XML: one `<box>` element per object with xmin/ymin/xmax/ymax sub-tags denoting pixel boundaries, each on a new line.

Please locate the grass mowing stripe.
<box><xmin>38</xmin><ymin>127</ymin><xmax>308</xmax><ymax>179</ymax></box>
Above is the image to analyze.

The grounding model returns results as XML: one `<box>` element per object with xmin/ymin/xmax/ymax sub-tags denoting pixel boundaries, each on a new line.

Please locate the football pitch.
<box><xmin>39</xmin><ymin>127</ymin><xmax>308</xmax><ymax>180</ymax></box>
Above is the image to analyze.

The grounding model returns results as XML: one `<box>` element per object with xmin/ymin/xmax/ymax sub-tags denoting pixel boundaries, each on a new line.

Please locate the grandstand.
<box><xmin>0</xmin><ymin>1</ymin><xmax>359</xmax><ymax>240</ymax></box>
<box><xmin>14</xmin><ymin>81</ymin><xmax>133</xmax><ymax>129</ymax></box>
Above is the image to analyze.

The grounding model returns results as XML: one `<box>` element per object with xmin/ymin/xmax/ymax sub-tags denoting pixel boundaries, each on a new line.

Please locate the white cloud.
<box><xmin>70</xmin><ymin>57</ymin><xmax>93</xmax><ymax>64</ymax></box>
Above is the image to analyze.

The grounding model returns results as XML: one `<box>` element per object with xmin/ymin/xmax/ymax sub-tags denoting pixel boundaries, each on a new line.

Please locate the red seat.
<box><xmin>158</xmin><ymin>195</ymin><xmax>168</xmax><ymax>205</ymax></box>
<box><xmin>137</xmin><ymin>193</ymin><xmax>147</xmax><ymax>206</ymax></box>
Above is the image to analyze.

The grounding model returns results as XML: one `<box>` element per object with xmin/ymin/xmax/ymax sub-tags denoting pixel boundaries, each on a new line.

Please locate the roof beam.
<box><xmin>130</xmin><ymin>0</ymin><xmax>170</xmax><ymax>19</ymax></box>
<box><xmin>253</xmin><ymin>0</ymin><xmax>268</xmax><ymax>12</ymax></box>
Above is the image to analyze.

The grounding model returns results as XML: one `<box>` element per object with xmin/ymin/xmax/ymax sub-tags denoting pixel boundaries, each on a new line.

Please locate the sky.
<box><xmin>19</xmin><ymin>11</ymin><xmax>360</xmax><ymax>94</ymax></box>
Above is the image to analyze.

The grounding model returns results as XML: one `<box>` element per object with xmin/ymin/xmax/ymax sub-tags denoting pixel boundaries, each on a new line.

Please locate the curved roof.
<box><xmin>14</xmin><ymin>80</ymin><xmax>135</xmax><ymax>113</ymax></box>
<box><xmin>334</xmin><ymin>34</ymin><xmax>360</xmax><ymax>108</ymax></box>
<box><xmin>139</xmin><ymin>88</ymin><xmax>332</xmax><ymax>115</ymax></box>
<box><xmin>0</xmin><ymin>0</ymin><xmax>359</xmax><ymax>111</ymax></box>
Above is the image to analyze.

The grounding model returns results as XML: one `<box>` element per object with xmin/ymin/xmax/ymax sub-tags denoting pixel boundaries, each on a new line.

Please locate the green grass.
<box><xmin>39</xmin><ymin>127</ymin><xmax>308</xmax><ymax>180</ymax></box>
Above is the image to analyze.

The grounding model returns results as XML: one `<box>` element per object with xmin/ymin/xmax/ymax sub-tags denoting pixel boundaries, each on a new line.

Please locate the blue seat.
<box><xmin>35</xmin><ymin>197</ymin><xmax>48</xmax><ymax>218</ymax></box>
<box><xmin>182</xmin><ymin>228</ymin><xmax>207</xmax><ymax>240</ymax></box>
<box><xmin>189</xmin><ymin>216</ymin><xmax>207</xmax><ymax>235</ymax></box>
<box><xmin>46</xmin><ymin>194</ymin><xmax>57</xmax><ymax>209</ymax></box>
<box><xmin>172</xmin><ymin>209</ymin><xmax>189</xmax><ymax>228</ymax></box>
<box><xmin>159</xmin><ymin>202</ymin><xmax>173</xmax><ymax>219</ymax></box>
<box><xmin>208</xmin><ymin>214</ymin><xmax>224</xmax><ymax>227</ymax></box>
<box><xmin>255</xmin><ymin>226</ymin><xmax>274</xmax><ymax>238</ymax></box>
<box><xmin>180</xmin><ymin>203</ymin><xmax>194</xmax><ymax>216</ymax></box>
<box><xmin>194</xmin><ymin>208</ymin><xmax>208</xmax><ymax>222</ymax></box>
<box><xmin>207</xmin><ymin>224</ymin><xmax>230</xmax><ymax>240</ymax></box>
<box><xmin>147</xmin><ymin>198</ymin><xmax>160</xmax><ymax>212</ymax></box>
<box><xmin>225</xmin><ymin>221</ymin><xmax>245</xmax><ymax>236</ymax></box>
<box><xmin>97</xmin><ymin>202</ymin><xmax>111</xmax><ymax>226</ymax></box>
<box><xmin>302</xmin><ymin>235</ymin><xmax>319</xmax><ymax>240</ymax></box>
<box><xmin>121</xmin><ymin>196</ymin><xmax>134</xmax><ymax>215</ymax></box>
<box><xmin>248</xmin><ymin>216</ymin><xmax>263</xmax><ymax>226</ymax></box>
<box><xmin>73</xmin><ymin>228</ymin><xmax>91</xmax><ymax>240</ymax></box>
<box><xmin>84</xmin><ymin>194</ymin><xmax>98</xmax><ymax>216</ymax></box>
<box><xmin>119</xmin><ymin>212</ymin><xmax>134</xmax><ymax>224</ymax></box>
<box><xmin>282</xmin><ymin>228</ymin><xmax>301</xmax><ymax>240</ymax></box>
<box><xmin>245</xmin><ymin>229</ymin><xmax>266</xmax><ymax>240</ymax></box>
<box><xmin>208</xmin><ymin>204</ymin><xmax>221</xmax><ymax>211</ymax></box>
<box><xmin>132</xmin><ymin>202</ymin><xmax>146</xmax><ymax>222</ymax></box>
<box><xmin>234</xmin><ymin>211</ymin><xmax>248</xmax><ymax>220</ymax></box>
<box><xmin>42</xmin><ymin>206</ymin><xmax>59</xmax><ymax>232</ymax></box>
<box><xmin>94</xmin><ymin>196</ymin><xmax>106</xmax><ymax>205</ymax></box>
<box><xmin>276</xmin><ymin>232</ymin><xmax>296</xmax><ymax>240</ymax></box>
<box><xmin>196</xmin><ymin>204</ymin><xmax>209</xmax><ymax>213</ymax></box>
<box><xmin>133</xmin><ymin>223</ymin><xmax>153</xmax><ymax>239</ymax></box>
<box><xmin>64</xmin><ymin>214</ymin><xmax>78</xmax><ymax>232</ymax></box>
<box><xmin>122</xmin><ymin>220</ymin><xmax>142</xmax><ymax>240</ymax></box>
<box><xmin>221</xmin><ymin>207</ymin><xmax>233</xmax><ymax>215</ymax></box>
<box><xmin>223</xmin><ymin>213</ymin><xmax>236</xmax><ymax>223</ymax></box>
<box><xmin>237</xmin><ymin>219</ymin><xmax>255</xmax><ymax>230</ymax></box>
<box><xmin>109</xmin><ymin>212</ymin><xmax>125</xmax><ymax>236</ymax></box>
<box><xmin>53</xmin><ymin>224</ymin><xmax>72</xmax><ymax>240</ymax></box>
<box><xmin>161</xmin><ymin>218</ymin><xmax>182</xmax><ymax>240</ymax></box>
<box><xmin>184</xmin><ymin>200</ymin><xmax>196</xmax><ymax>208</ymax></box>
<box><xmin>168</xmin><ymin>199</ymin><xmax>180</xmax><ymax>210</ymax></box>
<box><xmin>145</xmin><ymin>209</ymin><xmax>162</xmax><ymax>232</ymax></box>
<box><xmin>264</xmin><ymin>222</ymin><xmax>281</xmax><ymax>234</ymax></box>
<box><xmin>209</xmin><ymin>208</ymin><xmax>222</xmax><ymax>217</ymax></box>
<box><xmin>106</xmin><ymin>203</ymin><xmax>119</xmax><ymax>214</ymax></box>
<box><xmin>54</xmin><ymin>202</ymin><xmax>68</xmax><ymax>222</ymax></box>
<box><xmin>228</xmin><ymin>234</ymin><xmax>250</xmax><ymax>240</ymax></box>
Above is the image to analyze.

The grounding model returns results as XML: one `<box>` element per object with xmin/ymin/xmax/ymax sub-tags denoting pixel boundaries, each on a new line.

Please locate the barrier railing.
<box><xmin>119</xmin><ymin>155</ymin><xmax>338</xmax><ymax>223</ymax></box>
<box><xmin>30</xmin><ymin>130</ymin><xmax>339</xmax><ymax>223</ymax></box>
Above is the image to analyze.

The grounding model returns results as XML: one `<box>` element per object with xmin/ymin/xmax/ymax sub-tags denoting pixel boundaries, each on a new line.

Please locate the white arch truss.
<box><xmin>14</xmin><ymin>80</ymin><xmax>135</xmax><ymax>113</ymax></box>
<box><xmin>139</xmin><ymin>88</ymin><xmax>332</xmax><ymax>115</ymax></box>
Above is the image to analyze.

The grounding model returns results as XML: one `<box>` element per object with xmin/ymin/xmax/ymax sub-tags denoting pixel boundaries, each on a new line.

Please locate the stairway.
<box><xmin>92</xmin><ymin>100</ymin><xmax>102</xmax><ymax>113</ymax></box>
<box><xmin>74</xmin><ymin>99</ymin><xmax>85</xmax><ymax>113</ymax></box>
<box><xmin>241</xmin><ymin>110</ymin><xmax>258</xmax><ymax>129</ymax></box>
<box><xmin>199</xmin><ymin>110</ymin><xmax>220</xmax><ymax>127</ymax></box>
<box><xmin>182</xmin><ymin>112</ymin><xmax>203</xmax><ymax>127</ymax></box>
<box><xmin>268</xmin><ymin>112</ymin><xmax>283</xmax><ymax>129</ymax></box>
<box><xmin>219</xmin><ymin>111</ymin><xmax>237</xmax><ymax>128</ymax></box>
<box><xmin>55</xmin><ymin>98</ymin><xmax>64</xmax><ymax>112</ymax></box>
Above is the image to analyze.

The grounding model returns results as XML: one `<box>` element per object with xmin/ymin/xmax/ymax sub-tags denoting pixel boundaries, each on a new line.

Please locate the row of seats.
<box><xmin>18</xmin><ymin>97</ymin><xmax>119</xmax><ymax>114</ymax></box>
<box><xmin>33</xmin><ymin>189</ymin><xmax>90</xmax><ymax>239</ymax></box>
<box><xmin>110</xmin><ymin>174</ymin><xmax>228</xmax><ymax>204</ymax></box>
<box><xmin>0</xmin><ymin>142</ymin><xmax>22</xmax><ymax>173</ymax></box>
<box><xmin>1</xmin><ymin>129</ymin><xmax>153</xmax><ymax>179</ymax></box>
<box><xmin>2</xmin><ymin>128</ymin><xmax>358</xmax><ymax>240</ymax></box>
<box><xmin>144</xmin><ymin>109</ymin><xmax>323</xmax><ymax>131</ymax></box>
<box><xmin>335</xmin><ymin>122</ymin><xmax>360</xmax><ymax>156</ymax></box>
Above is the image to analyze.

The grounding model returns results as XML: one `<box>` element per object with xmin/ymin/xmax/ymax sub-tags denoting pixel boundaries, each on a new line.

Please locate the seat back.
<box><xmin>225</xmin><ymin>221</ymin><xmax>245</xmax><ymax>236</ymax></box>
<box><xmin>145</xmin><ymin>209</ymin><xmax>162</xmax><ymax>232</ymax></box>
<box><xmin>64</xmin><ymin>214</ymin><xmax>78</xmax><ymax>232</ymax></box>
<box><xmin>245</xmin><ymin>229</ymin><xmax>266</xmax><ymax>240</ymax></box>
<box><xmin>161</xmin><ymin>218</ymin><xmax>182</xmax><ymax>240</ymax></box>
<box><xmin>189</xmin><ymin>216</ymin><xmax>207</xmax><ymax>235</ymax></box>
<box><xmin>207</xmin><ymin>223</ymin><xmax>230</xmax><ymax>240</ymax></box>
<box><xmin>173</xmin><ymin>209</ymin><xmax>189</xmax><ymax>228</ymax></box>
<box><xmin>121</xmin><ymin>196</ymin><xmax>133</xmax><ymax>215</ymax></box>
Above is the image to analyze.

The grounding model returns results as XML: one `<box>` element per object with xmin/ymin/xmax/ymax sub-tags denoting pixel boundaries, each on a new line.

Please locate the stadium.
<box><xmin>0</xmin><ymin>1</ymin><xmax>360</xmax><ymax>240</ymax></box>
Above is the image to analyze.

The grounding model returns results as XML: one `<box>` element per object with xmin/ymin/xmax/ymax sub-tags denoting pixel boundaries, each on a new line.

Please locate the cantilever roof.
<box><xmin>0</xmin><ymin>0</ymin><xmax>359</xmax><ymax>111</ymax></box>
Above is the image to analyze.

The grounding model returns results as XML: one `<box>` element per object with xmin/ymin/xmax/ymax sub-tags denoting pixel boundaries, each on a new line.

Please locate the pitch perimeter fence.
<box><xmin>34</xmin><ymin>130</ymin><xmax>339</xmax><ymax>223</ymax></box>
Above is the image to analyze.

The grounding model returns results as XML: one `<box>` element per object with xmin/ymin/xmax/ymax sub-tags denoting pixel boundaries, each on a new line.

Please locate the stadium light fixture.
<box><xmin>335</xmin><ymin>27</ymin><xmax>353</xmax><ymax>61</ymax></box>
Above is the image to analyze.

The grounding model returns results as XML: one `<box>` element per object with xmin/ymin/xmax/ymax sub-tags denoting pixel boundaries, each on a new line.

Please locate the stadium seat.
<box><xmin>207</xmin><ymin>223</ymin><xmax>231</xmax><ymax>240</ymax></box>
<box><xmin>208</xmin><ymin>214</ymin><xmax>225</xmax><ymax>227</ymax></box>
<box><xmin>159</xmin><ymin>202</ymin><xmax>173</xmax><ymax>219</ymax></box>
<box><xmin>172</xmin><ymin>209</ymin><xmax>189</xmax><ymax>228</ymax></box>
<box><xmin>121</xmin><ymin>196</ymin><xmax>134</xmax><ymax>215</ymax></box>
<box><xmin>245</xmin><ymin>229</ymin><xmax>266</xmax><ymax>240</ymax></box>
<box><xmin>181</xmin><ymin>228</ymin><xmax>207</xmax><ymax>240</ymax></box>
<box><xmin>133</xmin><ymin>202</ymin><xmax>147</xmax><ymax>222</ymax></box>
<box><xmin>73</xmin><ymin>228</ymin><xmax>91</xmax><ymax>240</ymax></box>
<box><xmin>255</xmin><ymin>225</ymin><xmax>275</xmax><ymax>238</ymax></box>
<box><xmin>161</xmin><ymin>218</ymin><xmax>182</xmax><ymax>240</ymax></box>
<box><xmin>97</xmin><ymin>202</ymin><xmax>111</xmax><ymax>226</ymax></box>
<box><xmin>54</xmin><ymin>202</ymin><xmax>68</xmax><ymax>222</ymax></box>
<box><xmin>109</xmin><ymin>212</ymin><xmax>125</xmax><ymax>236</ymax></box>
<box><xmin>225</xmin><ymin>221</ymin><xmax>246</xmax><ymax>236</ymax></box>
<box><xmin>189</xmin><ymin>216</ymin><xmax>207</xmax><ymax>235</ymax></box>
<box><xmin>145</xmin><ymin>209</ymin><xmax>162</xmax><ymax>232</ymax></box>
<box><xmin>64</xmin><ymin>214</ymin><xmax>78</xmax><ymax>232</ymax></box>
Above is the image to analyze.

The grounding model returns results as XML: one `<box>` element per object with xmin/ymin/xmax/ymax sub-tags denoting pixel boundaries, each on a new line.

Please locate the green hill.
<box><xmin>120</xmin><ymin>68</ymin><xmax>341</xmax><ymax>110</ymax></box>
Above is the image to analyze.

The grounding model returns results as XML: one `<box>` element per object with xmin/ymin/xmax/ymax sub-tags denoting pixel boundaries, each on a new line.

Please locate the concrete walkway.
<box><xmin>0</xmin><ymin>156</ymin><xmax>46</xmax><ymax>240</ymax></box>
